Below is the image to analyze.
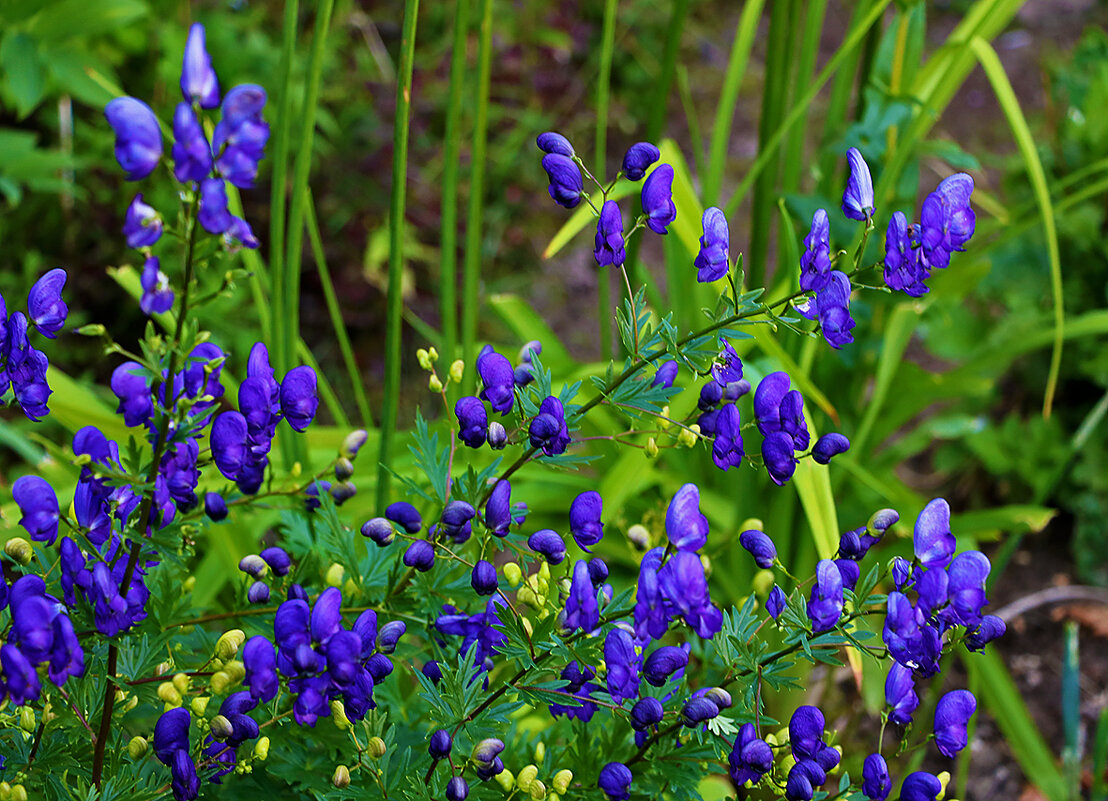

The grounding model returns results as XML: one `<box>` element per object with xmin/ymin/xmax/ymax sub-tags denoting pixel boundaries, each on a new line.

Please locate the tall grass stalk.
<box><xmin>440</xmin><ymin>0</ymin><xmax>470</xmax><ymax>363</ymax></box>
<box><xmin>595</xmin><ymin>0</ymin><xmax>618</xmax><ymax>362</ymax></box>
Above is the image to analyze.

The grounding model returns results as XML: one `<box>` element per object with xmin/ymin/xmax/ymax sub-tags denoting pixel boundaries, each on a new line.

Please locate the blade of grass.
<box><xmin>376</xmin><ymin>0</ymin><xmax>420</xmax><ymax>509</ymax></box>
<box><xmin>676</xmin><ymin>66</ymin><xmax>704</xmax><ymax>180</ymax></box>
<box><xmin>304</xmin><ymin>187</ymin><xmax>372</xmax><ymax>427</ymax></box>
<box><xmin>595</xmin><ymin>0</ymin><xmax>618</xmax><ymax>362</ymax></box>
<box><xmin>850</xmin><ymin>303</ymin><xmax>916</xmax><ymax>457</ymax></box>
<box><xmin>461</xmin><ymin>0</ymin><xmax>493</xmax><ymax>391</ymax></box>
<box><xmin>296</xmin><ymin>339</ymin><xmax>346</xmax><ymax>431</ymax></box>
<box><xmin>702</xmin><ymin>0</ymin><xmax>765</xmax><ymax>207</ymax></box>
<box><xmin>440</xmin><ymin>0</ymin><xmax>470</xmax><ymax>362</ymax></box>
<box><xmin>225</xmin><ymin>185</ymin><xmax>272</xmax><ymax>343</ymax></box>
<box><xmin>970</xmin><ymin>36</ymin><xmax>1063</xmax><ymax>419</ymax></box>
<box><xmin>781</xmin><ymin>0</ymin><xmax>828</xmax><ymax>196</ymax></box>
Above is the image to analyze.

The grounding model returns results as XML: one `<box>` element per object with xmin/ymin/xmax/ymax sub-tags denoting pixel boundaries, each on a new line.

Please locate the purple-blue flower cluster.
<box><xmin>1</xmin><ymin>270</ymin><xmax>68</xmax><ymax>420</ymax></box>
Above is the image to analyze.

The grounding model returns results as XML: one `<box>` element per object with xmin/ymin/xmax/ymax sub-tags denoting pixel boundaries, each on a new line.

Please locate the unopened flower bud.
<box><xmin>342</xmin><ymin>429</ymin><xmax>369</xmax><ymax>459</ymax></box>
<box><xmin>334</xmin><ymin>457</ymin><xmax>355</xmax><ymax>480</ymax></box>
<box><xmin>123</xmin><ymin>694</ymin><xmax>138</xmax><ymax>712</ymax></box>
<box><xmin>210</xmin><ymin>714</ymin><xmax>234</xmax><ymax>741</ymax></box>
<box><xmin>517</xmin><ymin>765</ymin><xmax>538</xmax><ymax>791</ymax></box>
<box><xmin>361</xmin><ymin>517</ymin><xmax>395</xmax><ymax>546</ymax></box>
<box><xmin>191</xmin><ymin>696</ymin><xmax>210</xmax><ymax>716</ymax></box>
<box><xmin>331</xmin><ymin>481</ymin><xmax>357</xmax><ymax>505</ymax></box>
<box><xmin>534</xmin><ymin>742</ymin><xmax>546</xmax><ymax>762</ymax></box>
<box><xmin>128</xmin><ymin>735</ymin><xmax>149</xmax><ymax>759</ymax></box>
<box><xmin>0</xmin><ymin>784</ymin><xmax>9</xmax><ymax>801</ymax></box>
<box><xmin>517</xmin><ymin>586</ymin><xmax>538</xmax><ymax>608</ymax></box>
<box><xmin>19</xmin><ymin>707</ymin><xmax>35</xmax><ymax>732</ymax></box>
<box><xmin>254</xmin><ymin>736</ymin><xmax>270</xmax><ymax>761</ymax></box>
<box><xmin>704</xmin><ymin>687</ymin><xmax>733</xmax><ymax>709</ymax></box>
<box><xmin>325</xmin><ymin>562</ymin><xmax>345</xmax><ymax>587</ymax></box>
<box><xmin>937</xmin><ymin>771</ymin><xmax>951</xmax><ymax>800</ymax></box>
<box><xmin>427</xmin><ymin>346</ymin><xmax>439</xmax><ymax>362</ymax></box>
<box><xmin>502</xmin><ymin>562</ymin><xmax>523</xmax><ymax>587</ymax></box>
<box><xmin>449</xmin><ymin>359</ymin><xmax>465</xmax><ymax>384</ymax></box>
<box><xmin>429</xmin><ymin>374</ymin><xmax>444</xmax><ymax>393</ymax></box>
<box><xmin>4</xmin><ymin>538</ymin><xmax>33</xmax><ymax>565</ymax></box>
<box><xmin>330</xmin><ymin>700</ymin><xmax>353</xmax><ymax>730</ymax></box>
<box><xmin>530</xmin><ymin>780</ymin><xmax>547</xmax><ymax>800</ymax></box>
<box><xmin>417</xmin><ymin>348</ymin><xmax>432</xmax><ymax>370</ymax></box>
<box><xmin>367</xmin><ymin>736</ymin><xmax>387</xmax><ymax>759</ymax></box>
<box><xmin>216</xmin><ymin>630</ymin><xmax>246</xmax><ymax>660</ymax></box>
<box><xmin>868</xmin><ymin>507</ymin><xmax>899</xmax><ymax>535</ymax></box>
<box><xmin>238</xmin><ymin>555</ymin><xmax>267</xmax><ymax>577</ymax></box>
<box><xmin>552</xmin><ymin>770</ymin><xmax>573</xmax><ymax>794</ymax></box>
<box><xmin>209</xmin><ymin>671</ymin><xmax>232</xmax><ymax>695</ymax></box>
<box><xmin>157</xmin><ymin>682</ymin><xmax>182</xmax><ymax>706</ymax></box>
<box><xmin>494</xmin><ymin>769</ymin><xmax>515</xmax><ymax>792</ymax></box>
<box><xmin>521</xmin><ymin>618</ymin><xmax>533</xmax><ymax>637</ymax></box>
<box><xmin>677</xmin><ymin>426</ymin><xmax>698</xmax><ymax>448</ymax></box>
<box><xmin>753</xmin><ymin>568</ymin><xmax>775</xmax><ymax>597</ymax></box>
<box><xmin>645</xmin><ymin>437</ymin><xmax>659</xmax><ymax>457</ymax></box>
<box><xmin>332</xmin><ymin>765</ymin><xmax>351</xmax><ymax>788</ymax></box>
<box><xmin>740</xmin><ymin>517</ymin><xmax>763</xmax><ymax>532</ymax></box>
<box><xmin>488</xmin><ymin>421</ymin><xmax>508</xmax><ymax>449</ymax></box>
<box><xmin>183</xmin><ymin>576</ymin><xmax>196</xmax><ymax>592</ymax></box>
<box><xmin>10</xmin><ymin>786</ymin><xmax>26</xmax><ymax>801</ymax></box>
<box><xmin>627</xmin><ymin>524</ymin><xmax>650</xmax><ymax>550</ymax></box>
<box><xmin>172</xmin><ymin>672</ymin><xmax>190</xmax><ymax>695</ymax></box>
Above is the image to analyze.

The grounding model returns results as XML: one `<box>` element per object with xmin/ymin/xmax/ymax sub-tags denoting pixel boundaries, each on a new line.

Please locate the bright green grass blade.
<box><xmin>486</xmin><ymin>293</ymin><xmax>572</xmax><ymax>368</ymax></box>
<box><xmin>702</xmin><ymin>0</ymin><xmax>765</xmax><ymax>207</ymax></box>
<box><xmin>781</xmin><ymin>0</ymin><xmax>828</xmax><ymax>196</ymax></box>
<box><xmin>594</xmin><ymin>0</ymin><xmax>618</xmax><ymax>362</ymax></box>
<box><xmin>226</xmin><ymin>184</ymin><xmax>271</xmax><ymax>343</ymax></box>
<box><xmin>439</xmin><ymin>0</ymin><xmax>470</xmax><ymax>362</ymax></box>
<box><xmin>376</xmin><ymin>0</ymin><xmax>420</xmax><ymax>508</ymax></box>
<box><xmin>851</xmin><ymin>302</ymin><xmax>917</xmax><ymax>457</ymax></box>
<box><xmin>964</xmin><ymin>647</ymin><xmax>1068</xmax><ymax>801</ymax></box>
<box><xmin>970</xmin><ymin>36</ymin><xmax>1064</xmax><ymax>420</ymax></box>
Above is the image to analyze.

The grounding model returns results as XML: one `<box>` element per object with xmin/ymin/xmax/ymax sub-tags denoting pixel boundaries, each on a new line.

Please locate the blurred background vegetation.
<box><xmin>2</xmin><ymin>0</ymin><xmax>1108</xmax><ymax>798</ymax></box>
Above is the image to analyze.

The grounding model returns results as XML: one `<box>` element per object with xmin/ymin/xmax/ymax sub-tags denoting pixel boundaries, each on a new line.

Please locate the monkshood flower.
<box><xmin>682</xmin><ymin>695</ymin><xmax>721</xmax><ymax>726</ymax></box>
<box><xmin>213</xmin><ymin>85</ymin><xmax>270</xmax><ymax>189</ymax></box>
<box><xmin>7</xmin><ymin>314</ymin><xmax>53</xmax><ymax>419</ymax></box>
<box><xmin>729</xmin><ymin>722</ymin><xmax>774</xmax><ymax>786</ymax></box>
<box><xmin>712</xmin><ymin>338</ymin><xmax>743</xmax><ymax>385</ymax></box>
<box><xmin>807</xmin><ymin>559</ymin><xmax>843</xmax><ymax>632</ymax></box>
<box><xmin>594</xmin><ymin>200</ymin><xmax>625</xmax><ymax>267</ymax></box>
<box><xmin>528</xmin><ymin>529</ymin><xmax>566</xmax><ymax>565</ymax></box>
<box><xmin>885</xmin><ymin>661</ymin><xmax>920</xmax><ymax>724</ymax></box>
<box><xmin>429</xmin><ymin>728</ymin><xmax>453</xmax><ymax>759</ymax></box>
<box><xmin>529</xmin><ymin>395</ymin><xmax>570</xmax><ymax>455</ymax></box>
<box><xmin>141</xmin><ymin>257</ymin><xmax>175</xmax><ymax>315</ymax></box>
<box><xmin>172</xmin><ymin>103</ymin><xmax>213</xmax><ymax>183</ymax></box>
<box><xmin>485</xmin><ymin>480</ymin><xmax>512</xmax><ymax>536</ymax></box>
<box><xmin>666</xmin><ymin>483</ymin><xmax>709</xmax><ymax>552</ymax></box>
<box><xmin>105</xmin><ymin>97</ymin><xmax>162</xmax><ymax>180</ymax></box>
<box><xmin>387</xmin><ymin>501</ymin><xmax>422</xmax><ymax>533</ymax></box>
<box><xmin>27</xmin><ymin>268</ymin><xmax>67</xmax><ymax>338</ymax></box>
<box><xmin>642</xmin><ymin>644</ymin><xmax>688</xmax><ymax>686</ymax></box>
<box><xmin>124</xmin><ymin>194</ymin><xmax>163</xmax><ymax>248</ymax></box>
<box><xmin>652</xmin><ymin>360</ymin><xmax>678</xmax><ymax>388</ymax></box>
<box><xmin>641</xmin><ymin>163</ymin><xmax>676</xmax><ymax>234</ymax></box>
<box><xmin>919</xmin><ymin>174</ymin><xmax>975</xmax><ymax>269</ymax></box>
<box><xmin>199</xmin><ymin>176</ymin><xmax>234</xmax><ymax>234</ymax></box>
<box><xmin>965</xmin><ymin>615</ymin><xmax>1006</xmax><ymax>651</ymax></box>
<box><xmin>436</xmin><ymin>600</ymin><xmax>506</xmax><ymax>672</ymax></box>
<box><xmin>261</xmin><ymin>546</ymin><xmax>291</xmax><ymax>575</ymax></box>
<box><xmin>762</xmin><ymin>431</ymin><xmax>797</xmax><ymax>485</ymax></box>
<box><xmin>812</xmin><ymin>432</ymin><xmax>850</xmax><ymax>464</ymax></box>
<box><xmin>802</xmin><ymin>269</ymin><xmax>856</xmax><ymax>348</ymax></box>
<box><xmin>934</xmin><ymin>689</ymin><xmax>976</xmax><ymax>757</ymax></box>
<box><xmin>862</xmin><ymin>753</ymin><xmax>891</xmax><ymax>801</ymax></box>
<box><xmin>631</xmin><ymin>696</ymin><xmax>664</xmax><ymax>731</ymax></box>
<box><xmin>836</xmin><ymin>558</ymin><xmax>860</xmax><ymax>591</ymax></box>
<box><xmin>471</xmin><ymin>560</ymin><xmax>498</xmax><ymax>596</ymax></box>
<box><xmin>657</xmin><ymin>551</ymin><xmax>723</xmax><ymax>638</ymax></box>
<box><xmin>883</xmin><ymin>211</ymin><xmax>929</xmax><ymax>296</ymax></box>
<box><xmin>542</xmin><ymin>153</ymin><xmax>583</xmax><ymax>208</ymax></box>
<box><xmin>699</xmin><ymin>380</ymin><xmax>724</xmax><ymax>410</ymax></box>
<box><xmin>604</xmin><ymin>627</ymin><xmax>639</xmax><ymax>704</ymax></box>
<box><xmin>476</xmin><ymin>346</ymin><xmax>515</xmax><ymax>414</ymax></box>
<box><xmin>695</xmin><ymin>207</ymin><xmax>730</xmax><ymax>282</ymax></box>
<box><xmin>800</xmin><ymin>209</ymin><xmax>831</xmax><ymax>292</ymax></box>
<box><xmin>569</xmin><ymin>490</ymin><xmax>604</xmax><ymax>550</ymax></box>
<box><xmin>842</xmin><ymin>146</ymin><xmax>875</xmax><ymax>220</ymax></box>
<box><xmin>914</xmin><ymin>498</ymin><xmax>955</xmax><ymax>568</ymax></box>
<box><xmin>622</xmin><ymin>141</ymin><xmax>660</xmax><ymax>181</ymax></box>
<box><xmin>598</xmin><ymin>761</ymin><xmax>633</xmax><ymax>800</ymax></box>
<box><xmin>1</xmin><ymin>644</ymin><xmax>40</xmax><ymax>706</ymax></box>
<box><xmin>899</xmin><ymin>772</ymin><xmax>942</xmax><ymax>801</ymax></box>
<box><xmin>440</xmin><ymin>500</ymin><xmax>476</xmax><ymax>542</ymax></box>
<box><xmin>564</xmin><ymin>560</ymin><xmax>600</xmax><ymax>634</ymax></box>
<box><xmin>446</xmin><ymin>777</ymin><xmax>469</xmax><ymax>801</ymax></box>
<box><xmin>548</xmin><ymin>662</ymin><xmax>601</xmax><ymax>721</ymax></box>
<box><xmin>739</xmin><ymin>529</ymin><xmax>776</xmax><ymax>568</ymax></box>
<box><xmin>536</xmin><ymin>131</ymin><xmax>574</xmax><ymax>157</ymax></box>
<box><xmin>181</xmin><ymin>23</ymin><xmax>220</xmax><ymax>108</ymax></box>
<box><xmin>883</xmin><ymin>592</ymin><xmax>941</xmax><ymax>676</ymax></box>
<box><xmin>766</xmin><ymin>585</ymin><xmax>786</xmax><ymax>619</ymax></box>
<box><xmin>455</xmin><ymin>396</ymin><xmax>488</xmax><ymax>448</ymax></box>
<box><xmin>242</xmin><ymin>636</ymin><xmax>278</xmax><ymax>702</ymax></box>
<box><xmin>13</xmin><ymin>475</ymin><xmax>59</xmax><ymax>544</ymax></box>
<box><xmin>361</xmin><ymin>517</ymin><xmax>393</xmax><ymax>546</ymax></box>
<box><xmin>712</xmin><ymin>403</ymin><xmax>744</xmax><ymax>470</ymax></box>
<box><xmin>404</xmin><ymin>540</ymin><xmax>435</xmax><ymax>571</ymax></box>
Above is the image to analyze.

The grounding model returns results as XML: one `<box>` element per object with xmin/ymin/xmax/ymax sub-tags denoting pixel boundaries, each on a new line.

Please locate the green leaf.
<box><xmin>1</xmin><ymin>32</ymin><xmax>45</xmax><ymax>117</ymax></box>
<box><xmin>26</xmin><ymin>0</ymin><xmax>147</xmax><ymax>41</ymax></box>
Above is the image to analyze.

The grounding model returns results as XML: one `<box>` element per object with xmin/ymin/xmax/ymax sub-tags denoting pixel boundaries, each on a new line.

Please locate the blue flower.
<box><xmin>631</xmin><ymin>696</ymin><xmax>664</xmax><ymax>730</ymax></box>
<box><xmin>105</xmin><ymin>97</ymin><xmax>163</xmax><ymax>181</ymax></box>
<box><xmin>665</xmin><ymin>483</ymin><xmax>709</xmax><ymax>552</ymax></box>
<box><xmin>569</xmin><ymin>490</ymin><xmax>604</xmax><ymax>551</ymax></box>
<box><xmin>213</xmin><ymin>85</ymin><xmax>270</xmax><ymax>189</ymax></box>
<box><xmin>140</xmin><ymin>257</ymin><xmax>175</xmax><ymax>315</ymax></box>
<box><xmin>883</xmin><ymin>592</ymin><xmax>941</xmax><ymax>677</ymax></box>
<box><xmin>642</xmin><ymin>644</ymin><xmax>688</xmax><ymax>686</ymax></box>
<box><xmin>899</xmin><ymin>772</ymin><xmax>942</xmax><ymax>801</ymax></box>
<box><xmin>919</xmin><ymin>174</ymin><xmax>975</xmax><ymax>269</ymax></box>
<box><xmin>766</xmin><ymin>585</ymin><xmax>786</xmax><ymax>619</ymax></box>
<box><xmin>622</xmin><ymin>142</ymin><xmax>660</xmax><ymax>181</ymax></box>
<box><xmin>529</xmin><ymin>396</ymin><xmax>570</xmax><ymax>455</ymax></box>
<box><xmin>279</xmin><ymin>365</ymin><xmax>318</xmax><ymax>432</ymax></box>
<box><xmin>199</xmin><ymin>177</ymin><xmax>233</xmax><ymax>234</ymax></box>
<box><xmin>386</xmin><ymin>501</ymin><xmax>422</xmax><ymax>533</ymax></box>
<box><xmin>657</xmin><ymin>551</ymin><xmax>722</xmax><ymax>638</ymax></box>
<box><xmin>482</xmin><ymin>479</ymin><xmax>512</xmax><ymax>537</ymax></box>
<box><xmin>934</xmin><ymin>689</ymin><xmax>976</xmax><ymax>757</ymax></box>
<box><xmin>528</xmin><ymin>529</ymin><xmax>566</xmax><ymax>565</ymax></box>
<box><xmin>172</xmin><ymin>103</ymin><xmax>213</xmax><ymax>183</ymax></box>
<box><xmin>242</xmin><ymin>636</ymin><xmax>278</xmax><ymax>702</ymax></box>
<box><xmin>429</xmin><ymin>728</ymin><xmax>453</xmax><ymax>759</ymax></box>
<box><xmin>739</xmin><ymin>530</ymin><xmax>776</xmax><ymax>568</ymax></box>
<box><xmin>729</xmin><ymin>722</ymin><xmax>774</xmax><ymax>786</ymax></box>
<box><xmin>542</xmin><ymin>153</ymin><xmax>583</xmax><ymax>208</ymax></box>
<box><xmin>247</xmin><ymin>581</ymin><xmax>269</xmax><ymax>604</ymax></box>
<box><xmin>695</xmin><ymin>207</ymin><xmax>730</xmax><ymax>282</ymax></box>
<box><xmin>711</xmin><ymin>338</ymin><xmax>743</xmax><ymax>385</ymax></box>
<box><xmin>13</xmin><ymin>475</ymin><xmax>59</xmax><ymax>545</ymax></box>
<box><xmin>699</xmin><ymin>380</ymin><xmax>723</xmax><ymax>410</ymax></box>
<box><xmin>798</xmin><ymin>270</ymin><xmax>855</xmax><ymax>348</ymax></box>
<box><xmin>883</xmin><ymin>211</ymin><xmax>929</xmax><ymax>296</ymax></box>
<box><xmin>604</xmin><ymin>627</ymin><xmax>639</xmax><ymax>704</ymax></box>
<box><xmin>181</xmin><ymin>23</ymin><xmax>220</xmax><ymax>108</ymax></box>
<box><xmin>536</xmin><ymin>131</ymin><xmax>575</xmax><ymax>157</ymax></box>
<box><xmin>862</xmin><ymin>753</ymin><xmax>891</xmax><ymax>800</ymax></box>
<box><xmin>807</xmin><ymin>560</ymin><xmax>843</xmax><ymax>632</ymax></box>
<box><xmin>966</xmin><ymin>615</ymin><xmax>1006</xmax><ymax>651</ymax></box>
<box><xmin>812</xmin><ymin>432</ymin><xmax>850</xmax><ymax>464</ymax></box>
<box><xmin>800</xmin><ymin>209</ymin><xmax>831</xmax><ymax>292</ymax></box>
<box><xmin>446</xmin><ymin>776</ymin><xmax>469</xmax><ymax>801</ymax></box>
<box><xmin>841</xmin><ymin>146</ymin><xmax>875</xmax><ymax>221</ymax></box>
<box><xmin>594</xmin><ymin>200</ymin><xmax>625</xmax><ymax>267</ymax></box>
<box><xmin>682</xmin><ymin>695</ymin><xmax>721</xmax><ymax>726</ymax></box>
<box><xmin>470</xmin><ymin>560</ymin><xmax>498</xmax><ymax>596</ymax></box>
<box><xmin>476</xmin><ymin>346</ymin><xmax>515</xmax><ymax>414</ymax></box>
<box><xmin>28</xmin><ymin>268</ymin><xmax>68</xmax><ymax>338</ymax></box>
<box><xmin>914</xmin><ymin>498</ymin><xmax>955</xmax><ymax>568</ymax></box>
<box><xmin>598</xmin><ymin>762</ymin><xmax>633</xmax><ymax>800</ymax></box>
<box><xmin>652</xmin><ymin>360</ymin><xmax>678</xmax><ymax>388</ymax></box>
<box><xmin>124</xmin><ymin>194</ymin><xmax>163</xmax><ymax>248</ymax></box>
<box><xmin>440</xmin><ymin>500</ymin><xmax>476</xmax><ymax>543</ymax></box>
<box><xmin>762</xmin><ymin>431</ymin><xmax>797</xmax><ymax>485</ymax></box>
<box><xmin>885</xmin><ymin>661</ymin><xmax>920</xmax><ymax>725</ymax></box>
<box><xmin>455</xmin><ymin>396</ymin><xmax>488</xmax><ymax>448</ymax></box>
<box><xmin>641</xmin><ymin>163</ymin><xmax>676</xmax><ymax>234</ymax></box>
<box><xmin>712</xmin><ymin>403</ymin><xmax>744</xmax><ymax>471</ymax></box>
<box><xmin>6</xmin><ymin>313</ymin><xmax>52</xmax><ymax>420</ymax></box>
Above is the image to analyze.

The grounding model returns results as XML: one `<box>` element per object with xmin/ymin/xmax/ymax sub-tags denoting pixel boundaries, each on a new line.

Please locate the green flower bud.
<box><xmin>752</xmin><ymin>569</ymin><xmax>775</xmax><ymax>597</ymax></box>
<box><xmin>517</xmin><ymin>765</ymin><xmax>538</xmax><ymax>792</ymax></box>
<box><xmin>10</xmin><ymin>786</ymin><xmax>26</xmax><ymax>801</ymax></box>
<box><xmin>552</xmin><ymin>769</ymin><xmax>573</xmax><ymax>794</ymax></box>
<box><xmin>0</xmin><ymin>782</ymin><xmax>10</xmax><ymax>800</ymax></box>
<box><xmin>645</xmin><ymin>437</ymin><xmax>659</xmax><ymax>457</ymax></box>
<box><xmin>627</xmin><ymin>524</ymin><xmax>650</xmax><ymax>550</ymax></box>
<box><xmin>325</xmin><ymin>563</ymin><xmax>345</xmax><ymax>587</ymax></box>
<box><xmin>19</xmin><ymin>707</ymin><xmax>35</xmax><ymax>732</ymax></box>
<box><xmin>417</xmin><ymin>348</ymin><xmax>433</xmax><ymax>370</ymax></box>
<box><xmin>210</xmin><ymin>715</ymin><xmax>234</xmax><ymax>741</ymax></box>
<box><xmin>739</xmin><ymin>517</ymin><xmax>763</xmax><ymax>532</ymax></box>
<box><xmin>4</xmin><ymin>538</ymin><xmax>33</xmax><ymax>565</ymax></box>
<box><xmin>254</xmin><ymin>736</ymin><xmax>270</xmax><ymax>761</ymax></box>
<box><xmin>427</xmin><ymin>346</ymin><xmax>439</xmax><ymax>362</ymax></box>
<box><xmin>191</xmin><ymin>696</ymin><xmax>210</xmax><ymax>716</ymax></box>
<box><xmin>332</xmin><ymin>765</ymin><xmax>351</xmax><ymax>789</ymax></box>
<box><xmin>183</xmin><ymin>576</ymin><xmax>196</xmax><ymax>592</ymax></box>
<box><xmin>530</xmin><ymin>780</ymin><xmax>547</xmax><ymax>800</ymax></box>
<box><xmin>494</xmin><ymin>769</ymin><xmax>515</xmax><ymax>792</ymax></box>
<box><xmin>75</xmin><ymin>323</ymin><xmax>107</xmax><ymax>336</ymax></box>
<box><xmin>937</xmin><ymin>770</ymin><xmax>951</xmax><ymax>800</ymax></box>
<box><xmin>449</xmin><ymin>359</ymin><xmax>465</xmax><ymax>384</ymax></box>
<box><xmin>502</xmin><ymin>563</ymin><xmax>523</xmax><ymax>587</ymax></box>
<box><xmin>157</xmin><ymin>682</ymin><xmax>182</xmax><ymax>706</ymax></box>
<box><xmin>215</xmin><ymin>629</ymin><xmax>246</xmax><ymax>660</ymax></box>
<box><xmin>128</xmin><ymin>736</ymin><xmax>149</xmax><ymax>759</ymax></box>
<box><xmin>330</xmin><ymin>700</ymin><xmax>353</xmax><ymax>731</ymax></box>
<box><xmin>533</xmin><ymin>742</ymin><xmax>546</xmax><ymax>762</ymax></box>
<box><xmin>429</xmin><ymin>374</ymin><xmax>444</xmax><ymax>393</ymax></box>
<box><xmin>677</xmin><ymin>425</ymin><xmax>698</xmax><ymax>448</ymax></box>
<box><xmin>367</xmin><ymin>736</ymin><xmax>387</xmax><ymax>759</ymax></box>
<box><xmin>172</xmin><ymin>672</ymin><xmax>190</xmax><ymax>695</ymax></box>
<box><xmin>700</xmin><ymin>553</ymin><xmax>712</xmax><ymax>578</ymax></box>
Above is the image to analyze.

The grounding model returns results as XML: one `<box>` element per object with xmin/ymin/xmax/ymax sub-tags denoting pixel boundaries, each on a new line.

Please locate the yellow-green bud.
<box><xmin>660</xmin><ymin>406</ymin><xmax>672</xmax><ymax>431</ymax></box>
<box><xmin>677</xmin><ymin>426</ymin><xmax>698</xmax><ymax>448</ymax></box>
<box><xmin>700</xmin><ymin>553</ymin><xmax>712</xmax><ymax>578</ymax></box>
<box><xmin>537</xmin><ymin>561</ymin><xmax>551</xmax><ymax>581</ymax></box>
<box><xmin>427</xmin><ymin>346</ymin><xmax>439</xmax><ymax>362</ymax></box>
<box><xmin>429</xmin><ymin>374</ymin><xmax>444</xmax><ymax>393</ymax></box>
<box><xmin>0</xmin><ymin>782</ymin><xmax>11</xmax><ymax>800</ymax></box>
<box><xmin>517</xmin><ymin>765</ymin><xmax>538</xmax><ymax>792</ymax></box>
<box><xmin>210</xmin><ymin>715</ymin><xmax>234</xmax><ymax>741</ymax></box>
<box><xmin>122</xmin><ymin>694</ymin><xmax>138</xmax><ymax>713</ymax></box>
<box><xmin>224</xmin><ymin>660</ymin><xmax>245</xmax><ymax>683</ymax></box>
<box><xmin>330</xmin><ymin>700</ymin><xmax>353</xmax><ymax>730</ymax></box>
<box><xmin>534</xmin><ymin>742</ymin><xmax>545</xmax><ymax>762</ymax></box>
<box><xmin>417</xmin><ymin>348</ymin><xmax>432</xmax><ymax>370</ymax></box>
<box><xmin>9</xmin><ymin>786</ymin><xmax>26</xmax><ymax>801</ymax></box>
<box><xmin>645</xmin><ymin>437</ymin><xmax>659</xmax><ymax>457</ymax></box>
<box><xmin>253</xmin><ymin>736</ymin><xmax>270</xmax><ymax>761</ymax></box>
<box><xmin>128</xmin><ymin>735</ymin><xmax>149</xmax><ymax>759</ymax></box>
<box><xmin>521</xmin><ymin>618</ymin><xmax>533</xmax><ymax>637</ymax></box>
<box><xmin>172</xmin><ymin>672</ymin><xmax>190</xmax><ymax>695</ymax></box>
<box><xmin>367</xmin><ymin>736</ymin><xmax>387</xmax><ymax>759</ymax></box>
<box><xmin>157</xmin><ymin>682</ymin><xmax>182</xmax><ymax>706</ymax></box>
<box><xmin>937</xmin><ymin>771</ymin><xmax>951</xmax><ymax>800</ymax></box>
<box><xmin>503</xmin><ymin>563</ymin><xmax>523</xmax><ymax>588</ymax></box>
<box><xmin>517</xmin><ymin>586</ymin><xmax>538</xmax><ymax>608</ymax></box>
<box><xmin>4</xmin><ymin>538</ymin><xmax>33</xmax><ymax>565</ymax></box>
<box><xmin>75</xmin><ymin>323</ymin><xmax>107</xmax><ymax>336</ymax></box>
<box><xmin>752</xmin><ymin>569</ymin><xmax>775</xmax><ymax>597</ymax></box>
<box><xmin>530</xmin><ymin>780</ymin><xmax>547</xmax><ymax>800</ymax></box>
<box><xmin>739</xmin><ymin>517</ymin><xmax>763</xmax><ymax>532</ymax></box>
<box><xmin>449</xmin><ymin>360</ymin><xmax>465</xmax><ymax>384</ymax></box>
<box><xmin>210</xmin><ymin>671</ymin><xmax>232</xmax><ymax>695</ymax></box>
<box><xmin>191</xmin><ymin>696</ymin><xmax>210</xmax><ymax>716</ymax></box>
<box><xmin>552</xmin><ymin>770</ymin><xmax>573</xmax><ymax>794</ymax></box>
<box><xmin>627</xmin><ymin>524</ymin><xmax>650</xmax><ymax>550</ymax></box>
<box><xmin>325</xmin><ymin>562</ymin><xmax>345</xmax><ymax>588</ymax></box>
<box><xmin>215</xmin><ymin>629</ymin><xmax>246</xmax><ymax>660</ymax></box>
<box><xmin>183</xmin><ymin>576</ymin><xmax>196</xmax><ymax>592</ymax></box>
<box><xmin>332</xmin><ymin>765</ymin><xmax>351</xmax><ymax>789</ymax></box>
<box><xmin>19</xmin><ymin>707</ymin><xmax>35</xmax><ymax>732</ymax></box>
<box><xmin>494</xmin><ymin>769</ymin><xmax>515</xmax><ymax>792</ymax></box>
